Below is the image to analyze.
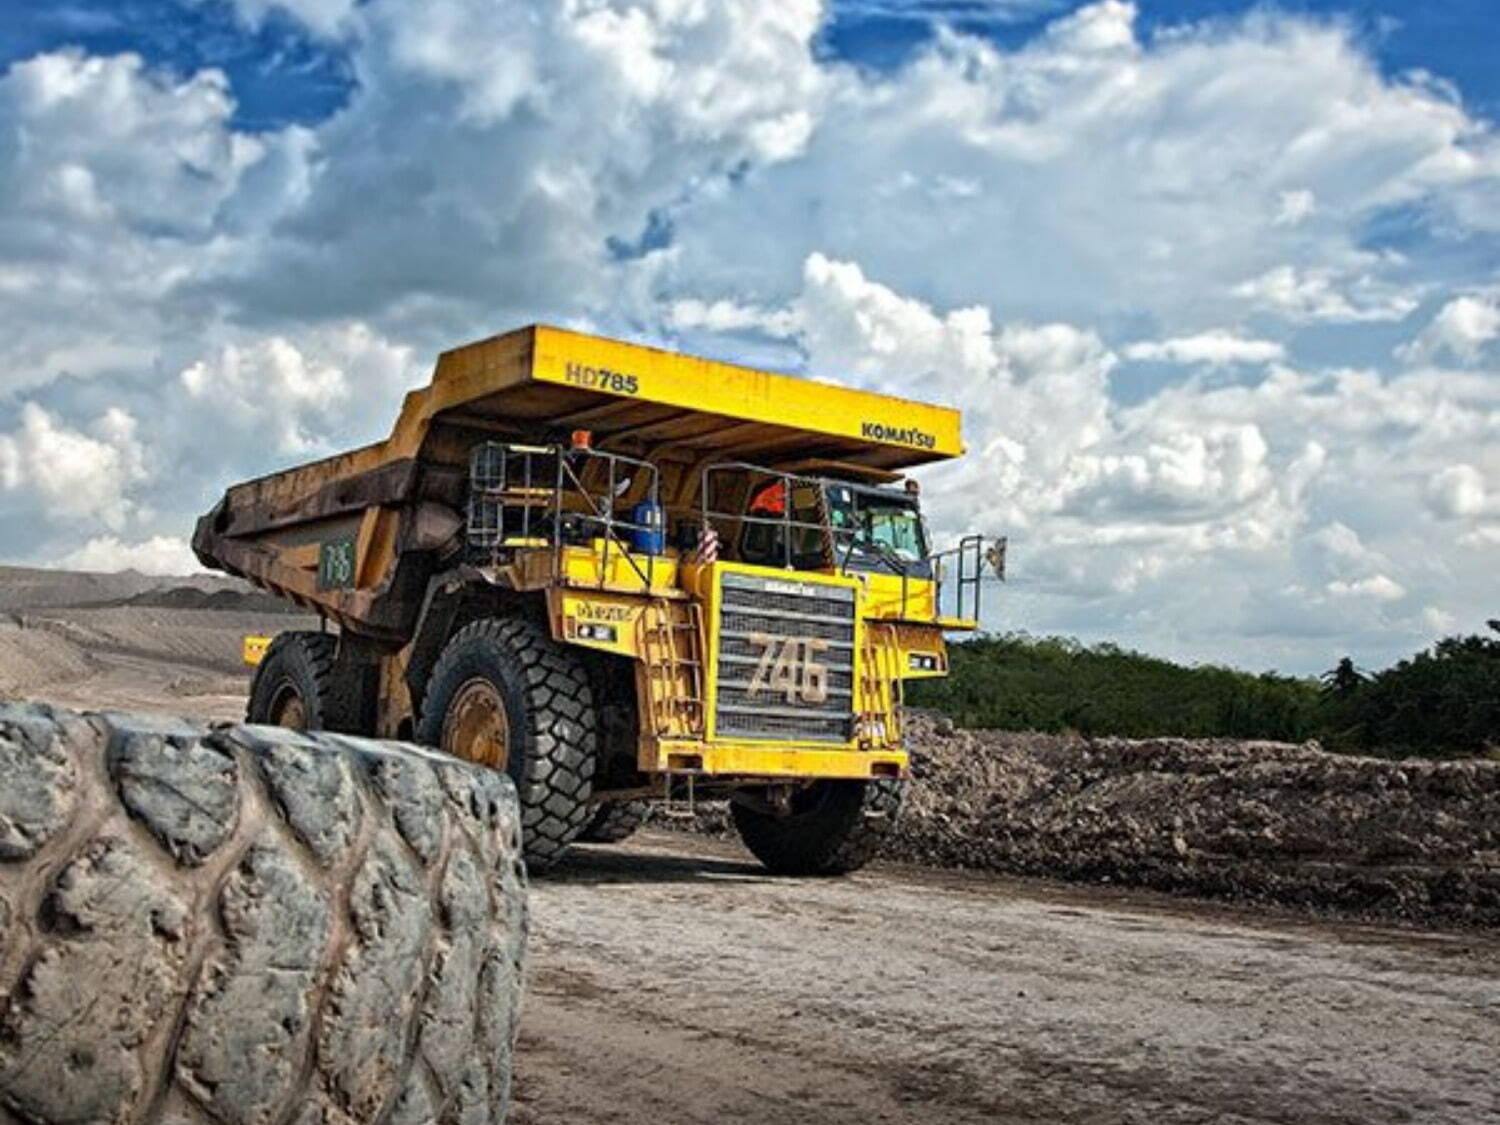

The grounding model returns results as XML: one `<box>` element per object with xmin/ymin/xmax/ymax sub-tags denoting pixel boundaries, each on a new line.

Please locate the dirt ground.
<box><xmin>3</xmin><ymin>568</ymin><xmax>1499</xmax><ymax>1123</ymax></box>
<box><xmin>519</xmin><ymin>833</ymin><xmax>1500</xmax><ymax>1125</ymax></box>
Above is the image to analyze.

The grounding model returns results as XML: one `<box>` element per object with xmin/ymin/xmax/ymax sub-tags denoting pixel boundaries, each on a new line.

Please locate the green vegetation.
<box><xmin>907</xmin><ymin>634</ymin><xmax>1320</xmax><ymax>742</ymax></box>
<box><xmin>907</xmin><ymin>624</ymin><xmax>1500</xmax><ymax>758</ymax></box>
<box><xmin>1317</xmin><ymin>623</ymin><xmax>1500</xmax><ymax>758</ymax></box>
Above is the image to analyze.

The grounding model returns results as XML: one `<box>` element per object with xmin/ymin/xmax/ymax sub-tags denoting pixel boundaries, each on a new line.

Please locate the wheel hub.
<box><xmin>444</xmin><ymin>678</ymin><xmax>511</xmax><ymax>770</ymax></box>
<box><xmin>269</xmin><ymin>683</ymin><xmax>308</xmax><ymax>731</ymax></box>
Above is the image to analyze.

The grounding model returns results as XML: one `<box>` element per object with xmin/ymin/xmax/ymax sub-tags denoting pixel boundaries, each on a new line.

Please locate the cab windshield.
<box><xmin>826</xmin><ymin>484</ymin><xmax>930</xmax><ymax>575</ymax></box>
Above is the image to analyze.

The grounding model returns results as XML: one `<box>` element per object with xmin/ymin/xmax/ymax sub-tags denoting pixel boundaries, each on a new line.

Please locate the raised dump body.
<box><xmin>195</xmin><ymin>324</ymin><xmax>1001</xmax><ymax>871</ymax></box>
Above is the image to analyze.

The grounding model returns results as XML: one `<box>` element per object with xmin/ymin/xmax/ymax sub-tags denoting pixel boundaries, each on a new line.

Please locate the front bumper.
<box><xmin>641</xmin><ymin>738</ymin><xmax>907</xmax><ymax>781</ymax></box>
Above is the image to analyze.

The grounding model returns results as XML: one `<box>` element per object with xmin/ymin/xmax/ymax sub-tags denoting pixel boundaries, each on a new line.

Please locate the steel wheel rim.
<box><xmin>444</xmin><ymin>677</ymin><xmax>510</xmax><ymax>770</ymax></box>
<box><xmin>269</xmin><ymin>682</ymin><xmax>308</xmax><ymax>731</ymax></box>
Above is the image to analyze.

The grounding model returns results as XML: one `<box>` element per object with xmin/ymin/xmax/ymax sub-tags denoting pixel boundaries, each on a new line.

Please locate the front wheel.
<box><xmin>418</xmin><ymin>617</ymin><xmax>597</xmax><ymax>868</ymax></box>
<box><xmin>730</xmin><ymin>779</ymin><xmax>905</xmax><ymax>876</ymax></box>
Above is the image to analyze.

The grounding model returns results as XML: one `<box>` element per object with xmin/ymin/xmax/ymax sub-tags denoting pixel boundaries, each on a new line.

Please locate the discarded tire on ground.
<box><xmin>0</xmin><ymin>702</ymin><xmax>528</xmax><ymax>1125</ymax></box>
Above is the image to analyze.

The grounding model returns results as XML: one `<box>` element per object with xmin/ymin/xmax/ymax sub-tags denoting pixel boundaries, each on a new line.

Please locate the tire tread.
<box><xmin>0</xmin><ymin>702</ymin><xmax>526</xmax><ymax>1125</ymax></box>
<box><xmin>418</xmin><ymin>617</ymin><xmax>597</xmax><ymax>869</ymax></box>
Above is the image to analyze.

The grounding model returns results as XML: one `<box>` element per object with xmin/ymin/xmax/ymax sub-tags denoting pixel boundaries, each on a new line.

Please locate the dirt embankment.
<box><xmin>675</xmin><ymin>715</ymin><xmax>1500</xmax><ymax>928</ymax></box>
<box><xmin>893</xmin><ymin>715</ymin><xmax>1500</xmax><ymax>927</ymax></box>
<box><xmin>8</xmin><ymin>606</ymin><xmax>309</xmax><ymax>675</ymax></box>
<box><xmin>0</xmin><ymin>620</ymin><xmax>98</xmax><ymax>696</ymax></box>
<box><xmin>0</xmin><ymin>570</ymin><xmax>318</xmax><ymax>717</ymax></box>
<box><xmin>0</xmin><ymin>566</ymin><xmax>246</xmax><ymax>612</ymax></box>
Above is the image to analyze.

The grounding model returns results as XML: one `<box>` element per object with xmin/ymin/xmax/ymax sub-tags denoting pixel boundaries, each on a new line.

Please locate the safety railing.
<box><xmin>930</xmin><ymin>534</ymin><xmax>1005</xmax><ymax>623</ymax></box>
<box><xmin>467</xmin><ymin>441</ymin><xmax>663</xmax><ymax>590</ymax></box>
<box><xmin>699</xmin><ymin>462</ymin><xmax>834</xmax><ymax>572</ymax></box>
<box><xmin>699</xmin><ymin>460</ymin><xmax>953</xmax><ymax>622</ymax></box>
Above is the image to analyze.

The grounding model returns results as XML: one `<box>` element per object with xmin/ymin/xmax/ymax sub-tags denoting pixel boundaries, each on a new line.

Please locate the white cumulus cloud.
<box><xmin>0</xmin><ymin>403</ymin><xmax>149</xmax><ymax>528</ymax></box>
<box><xmin>1327</xmin><ymin>575</ymin><xmax>1406</xmax><ymax>602</ymax></box>
<box><xmin>1123</xmin><ymin>332</ymin><xmax>1286</xmax><ymax>367</ymax></box>
<box><xmin>57</xmin><ymin>535</ymin><xmax>202</xmax><ymax>576</ymax></box>
<box><xmin>2</xmin><ymin>0</ymin><xmax>1499</xmax><ymax>671</ymax></box>
<box><xmin>1233</xmin><ymin>266</ymin><xmax>1420</xmax><ymax>324</ymax></box>
<box><xmin>1396</xmin><ymin>293</ymin><xmax>1500</xmax><ymax>365</ymax></box>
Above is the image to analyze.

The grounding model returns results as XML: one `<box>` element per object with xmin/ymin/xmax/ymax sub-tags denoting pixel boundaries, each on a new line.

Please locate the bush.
<box><xmin>1326</xmin><ymin>622</ymin><xmax>1500</xmax><ymax>758</ymax></box>
<box><xmin>908</xmin><ymin>625</ymin><xmax>1500</xmax><ymax>758</ymax></box>
<box><xmin>906</xmin><ymin>633</ymin><xmax>1320</xmax><ymax>742</ymax></box>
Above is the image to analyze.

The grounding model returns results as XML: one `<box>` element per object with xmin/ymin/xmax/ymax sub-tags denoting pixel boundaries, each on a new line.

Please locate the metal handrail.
<box><xmin>554</xmin><ymin>446</ymin><xmax>661</xmax><ymax>591</ymax></box>
<box><xmin>929</xmin><ymin>534</ymin><xmax>997</xmax><ymax>622</ymax></box>
<box><xmin>468</xmin><ymin>441</ymin><xmax>663</xmax><ymax>590</ymax></box>
<box><xmin>699</xmin><ymin>462</ymin><xmax>834</xmax><ymax>571</ymax></box>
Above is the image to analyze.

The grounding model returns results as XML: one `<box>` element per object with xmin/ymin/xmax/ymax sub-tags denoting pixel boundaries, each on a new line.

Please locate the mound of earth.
<box><xmin>890</xmin><ymin>715</ymin><xmax>1500</xmax><ymax>927</ymax></box>
<box><xmin>0</xmin><ymin>565</ymin><xmax>243</xmax><ymax>612</ymax></box>
<box><xmin>0</xmin><ymin>620</ymin><xmax>97</xmax><ymax>695</ymax></box>
<box><xmin>663</xmin><ymin>715</ymin><xmax>1500</xmax><ymax>928</ymax></box>
<box><xmin>115</xmin><ymin>585</ymin><xmax>303</xmax><ymax>614</ymax></box>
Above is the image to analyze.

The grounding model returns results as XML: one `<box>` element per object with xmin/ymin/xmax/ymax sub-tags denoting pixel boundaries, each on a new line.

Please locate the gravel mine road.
<box><xmin>515</xmin><ymin>832</ymin><xmax>1500</xmax><ymax>1125</ymax></box>
<box><xmin>5</xmin><ymin>598</ymin><xmax>1496</xmax><ymax>1124</ymax></box>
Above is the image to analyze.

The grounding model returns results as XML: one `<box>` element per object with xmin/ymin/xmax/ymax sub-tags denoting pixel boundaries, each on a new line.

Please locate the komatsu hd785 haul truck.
<box><xmin>194</xmin><ymin>325</ymin><xmax>1001</xmax><ymax>872</ymax></box>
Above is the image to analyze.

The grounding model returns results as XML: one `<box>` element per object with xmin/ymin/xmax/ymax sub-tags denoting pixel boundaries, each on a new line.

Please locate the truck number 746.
<box><xmin>746</xmin><ymin>634</ymin><xmax>831</xmax><ymax>705</ymax></box>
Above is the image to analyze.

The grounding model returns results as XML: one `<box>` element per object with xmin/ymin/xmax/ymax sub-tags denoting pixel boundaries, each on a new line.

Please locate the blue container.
<box><xmin>628</xmin><ymin>501</ymin><xmax>665</xmax><ymax>555</ymax></box>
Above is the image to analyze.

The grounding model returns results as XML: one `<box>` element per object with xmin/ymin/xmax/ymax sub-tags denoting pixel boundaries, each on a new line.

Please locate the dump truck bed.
<box><xmin>194</xmin><ymin>324</ymin><xmax>964</xmax><ymax>637</ymax></box>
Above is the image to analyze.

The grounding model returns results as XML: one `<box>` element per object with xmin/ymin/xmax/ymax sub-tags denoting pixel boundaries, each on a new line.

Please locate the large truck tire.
<box><xmin>0</xmin><ymin>702</ymin><xmax>527</xmax><ymax>1125</ymax></box>
<box><xmin>418</xmin><ymin>617</ymin><xmax>596</xmax><ymax>869</ymax></box>
<box><xmin>731</xmin><ymin>779</ymin><xmax>905</xmax><ymax>876</ymax></box>
<box><xmin>246</xmin><ymin>631</ymin><xmax>372</xmax><ymax>735</ymax></box>
<box><xmin>579</xmin><ymin>800</ymin><xmax>649</xmax><ymax>844</ymax></box>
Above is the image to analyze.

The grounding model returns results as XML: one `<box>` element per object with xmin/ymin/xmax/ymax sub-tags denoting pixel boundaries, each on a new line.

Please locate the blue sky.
<box><xmin>5</xmin><ymin>1</ymin><xmax>1497</xmax><ymax>129</ymax></box>
<box><xmin>825</xmin><ymin>1</ymin><xmax>1500</xmax><ymax>113</ymax></box>
<box><xmin>0</xmin><ymin>0</ymin><xmax>1496</xmax><ymax>674</ymax></box>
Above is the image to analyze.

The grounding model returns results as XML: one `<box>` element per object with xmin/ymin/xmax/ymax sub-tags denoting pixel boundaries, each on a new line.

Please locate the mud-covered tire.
<box><xmin>418</xmin><ymin>617</ymin><xmax>596</xmax><ymax>869</ymax></box>
<box><xmin>0</xmin><ymin>701</ymin><xmax>527</xmax><ymax>1125</ymax></box>
<box><xmin>731</xmin><ymin>779</ymin><xmax>905</xmax><ymax>876</ymax></box>
<box><xmin>247</xmin><ymin>631</ymin><xmax>371</xmax><ymax>734</ymax></box>
<box><xmin>579</xmin><ymin>800</ymin><xmax>649</xmax><ymax>844</ymax></box>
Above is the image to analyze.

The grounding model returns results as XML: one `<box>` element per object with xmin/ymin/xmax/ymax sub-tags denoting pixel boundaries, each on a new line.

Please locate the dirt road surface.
<box><xmin>522</xmin><ymin>834</ymin><xmax>1499</xmax><ymax>1125</ymax></box>
<box><xmin>4</xmin><ymin>571</ymin><xmax>1498</xmax><ymax>1123</ymax></box>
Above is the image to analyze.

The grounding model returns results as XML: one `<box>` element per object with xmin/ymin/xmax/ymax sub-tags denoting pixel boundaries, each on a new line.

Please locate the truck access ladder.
<box><xmin>640</xmin><ymin>600</ymin><xmax>706</xmax><ymax>740</ymax></box>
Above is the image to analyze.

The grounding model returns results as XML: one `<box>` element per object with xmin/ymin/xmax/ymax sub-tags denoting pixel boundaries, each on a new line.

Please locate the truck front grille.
<box><xmin>714</xmin><ymin>572</ymin><xmax>856</xmax><ymax>744</ymax></box>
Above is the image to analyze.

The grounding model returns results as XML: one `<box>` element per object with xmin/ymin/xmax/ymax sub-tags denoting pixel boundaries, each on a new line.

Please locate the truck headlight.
<box><xmin>908</xmin><ymin>653</ymin><xmax>939</xmax><ymax>671</ymax></box>
<box><xmin>577</xmin><ymin>623</ymin><xmax>618</xmax><ymax>642</ymax></box>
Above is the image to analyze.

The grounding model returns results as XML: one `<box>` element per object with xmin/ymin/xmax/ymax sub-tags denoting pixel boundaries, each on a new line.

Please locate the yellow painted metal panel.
<box><xmin>531</xmin><ymin>325</ymin><xmax>964</xmax><ymax>460</ymax></box>
<box><xmin>553</xmin><ymin>589</ymin><xmax>649</xmax><ymax>658</ymax></box>
<box><xmin>242</xmin><ymin>634</ymin><xmax>271</xmax><ymax>667</ymax></box>
<box><xmin>643</xmin><ymin>740</ymin><xmax>908</xmax><ymax>780</ymax></box>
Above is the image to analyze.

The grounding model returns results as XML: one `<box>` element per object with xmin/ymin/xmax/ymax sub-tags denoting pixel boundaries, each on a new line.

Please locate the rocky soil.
<box><xmin>671</xmin><ymin>714</ymin><xmax>1500</xmax><ymax>928</ymax></box>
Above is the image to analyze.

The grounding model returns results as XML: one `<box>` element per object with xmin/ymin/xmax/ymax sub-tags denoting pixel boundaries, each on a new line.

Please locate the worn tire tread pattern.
<box><xmin>732</xmin><ymin>779</ymin><xmax>905</xmax><ymax>876</ymax></box>
<box><xmin>0</xmin><ymin>702</ymin><xmax>527</xmax><ymax>1125</ymax></box>
<box><xmin>418</xmin><ymin>618</ymin><xmax>596</xmax><ymax>869</ymax></box>
<box><xmin>245</xmin><ymin>632</ymin><xmax>354</xmax><ymax>732</ymax></box>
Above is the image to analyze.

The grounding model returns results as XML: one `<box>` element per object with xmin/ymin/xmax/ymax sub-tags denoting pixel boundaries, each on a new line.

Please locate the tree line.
<box><xmin>906</xmin><ymin>622</ymin><xmax>1500</xmax><ymax>758</ymax></box>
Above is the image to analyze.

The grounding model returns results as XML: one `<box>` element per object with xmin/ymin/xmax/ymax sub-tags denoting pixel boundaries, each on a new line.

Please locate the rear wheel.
<box><xmin>580</xmin><ymin>800</ymin><xmax>649</xmax><ymax>843</ymax></box>
<box><xmin>418</xmin><ymin>617</ymin><xmax>596</xmax><ymax>868</ymax></box>
<box><xmin>731</xmin><ymin>779</ymin><xmax>905</xmax><ymax>876</ymax></box>
<box><xmin>247</xmin><ymin>632</ymin><xmax>365</xmax><ymax>732</ymax></box>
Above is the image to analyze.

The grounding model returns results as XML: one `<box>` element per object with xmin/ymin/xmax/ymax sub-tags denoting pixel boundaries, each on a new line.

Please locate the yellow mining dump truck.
<box><xmin>194</xmin><ymin>325</ymin><xmax>1001</xmax><ymax>871</ymax></box>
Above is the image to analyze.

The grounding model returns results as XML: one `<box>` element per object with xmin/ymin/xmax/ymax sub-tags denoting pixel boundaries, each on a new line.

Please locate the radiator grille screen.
<box><xmin>714</xmin><ymin>572</ymin><xmax>856</xmax><ymax>744</ymax></box>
